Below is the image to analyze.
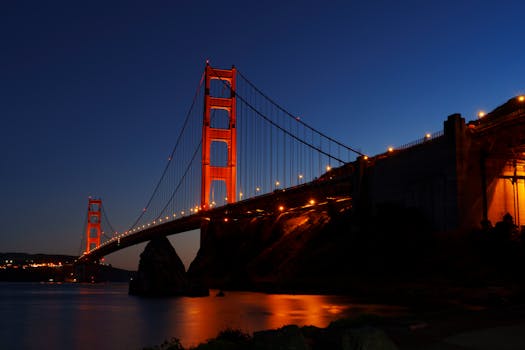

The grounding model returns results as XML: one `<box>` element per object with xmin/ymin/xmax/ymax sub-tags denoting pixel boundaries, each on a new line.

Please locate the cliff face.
<box><xmin>129</xmin><ymin>236</ymin><xmax>188</xmax><ymax>296</ymax></box>
<box><xmin>187</xmin><ymin>199</ymin><xmax>441</xmax><ymax>293</ymax></box>
<box><xmin>129</xmin><ymin>236</ymin><xmax>209</xmax><ymax>297</ymax></box>
<box><xmin>187</xmin><ymin>201</ymin><xmax>368</xmax><ymax>292</ymax></box>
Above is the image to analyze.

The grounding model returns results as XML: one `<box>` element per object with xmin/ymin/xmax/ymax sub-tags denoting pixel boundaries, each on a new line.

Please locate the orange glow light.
<box><xmin>478</xmin><ymin>111</ymin><xmax>486</xmax><ymax>118</ymax></box>
<box><xmin>278</xmin><ymin>205</ymin><xmax>284</xmax><ymax>211</ymax></box>
<box><xmin>519</xmin><ymin>96</ymin><xmax>525</xmax><ymax>102</ymax></box>
<box><xmin>388</xmin><ymin>147</ymin><xmax>394</xmax><ymax>153</ymax></box>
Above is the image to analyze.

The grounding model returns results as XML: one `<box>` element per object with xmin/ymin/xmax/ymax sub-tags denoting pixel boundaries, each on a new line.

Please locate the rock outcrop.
<box><xmin>129</xmin><ymin>236</ymin><xmax>208</xmax><ymax>297</ymax></box>
<box><xmin>187</xmin><ymin>199</ymin><xmax>359</xmax><ymax>293</ymax></box>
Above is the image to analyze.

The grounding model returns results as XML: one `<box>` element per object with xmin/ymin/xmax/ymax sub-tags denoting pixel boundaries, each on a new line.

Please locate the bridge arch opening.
<box><xmin>209</xmin><ymin>78</ymin><xmax>232</xmax><ymax>99</ymax></box>
<box><xmin>210</xmin><ymin>141</ymin><xmax>228</xmax><ymax>167</ymax></box>
<box><xmin>209</xmin><ymin>180</ymin><xmax>228</xmax><ymax>206</ymax></box>
<box><xmin>210</xmin><ymin>109</ymin><xmax>231</xmax><ymax>129</ymax></box>
<box><xmin>102</xmin><ymin>229</ymin><xmax>201</xmax><ymax>271</ymax></box>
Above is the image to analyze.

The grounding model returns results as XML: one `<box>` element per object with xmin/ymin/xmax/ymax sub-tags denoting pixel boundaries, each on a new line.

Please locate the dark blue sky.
<box><xmin>2</xmin><ymin>1</ymin><xmax>524</xmax><ymax>270</ymax></box>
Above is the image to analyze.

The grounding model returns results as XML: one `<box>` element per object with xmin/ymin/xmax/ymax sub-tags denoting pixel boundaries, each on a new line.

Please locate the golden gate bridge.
<box><xmin>78</xmin><ymin>62</ymin><xmax>363</xmax><ymax>262</ymax></box>
<box><xmin>78</xmin><ymin>62</ymin><xmax>525</xmax><ymax>264</ymax></box>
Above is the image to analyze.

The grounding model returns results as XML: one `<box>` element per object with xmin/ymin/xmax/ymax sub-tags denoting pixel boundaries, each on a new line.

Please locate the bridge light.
<box><xmin>239</xmin><ymin>192</ymin><xmax>243</xmax><ymax>198</ymax></box>
<box><xmin>519</xmin><ymin>96</ymin><xmax>525</xmax><ymax>102</ymax></box>
<box><xmin>278</xmin><ymin>205</ymin><xmax>284</xmax><ymax>211</ymax></box>
<box><xmin>275</xmin><ymin>181</ymin><xmax>280</xmax><ymax>187</ymax></box>
<box><xmin>478</xmin><ymin>111</ymin><xmax>486</xmax><ymax>118</ymax></box>
<box><xmin>363</xmin><ymin>155</ymin><xmax>369</xmax><ymax>160</ymax></box>
<box><xmin>388</xmin><ymin>147</ymin><xmax>394</xmax><ymax>153</ymax></box>
<box><xmin>326</xmin><ymin>165</ymin><xmax>331</xmax><ymax>172</ymax></box>
<box><xmin>181</xmin><ymin>211</ymin><xmax>185</xmax><ymax>215</ymax></box>
<box><xmin>224</xmin><ymin>217</ymin><xmax>229</xmax><ymax>222</ymax></box>
<box><xmin>425</xmin><ymin>133</ymin><xmax>431</xmax><ymax>139</ymax></box>
<box><xmin>159</xmin><ymin>218</ymin><xmax>163</xmax><ymax>222</ymax></box>
<box><xmin>309</xmin><ymin>199</ymin><xmax>315</xmax><ymax>205</ymax></box>
<box><xmin>173</xmin><ymin>213</ymin><xmax>176</xmax><ymax>217</ymax></box>
<box><xmin>256</xmin><ymin>187</ymin><xmax>260</xmax><ymax>192</ymax></box>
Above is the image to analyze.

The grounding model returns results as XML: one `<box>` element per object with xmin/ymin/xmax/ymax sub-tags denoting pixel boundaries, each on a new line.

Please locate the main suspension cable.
<box><xmin>237</xmin><ymin>69</ymin><xmax>364</xmax><ymax>157</ymax></box>
<box><xmin>128</xmin><ymin>72</ymin><xmax>205</xmax><ymax>230</ymax></box>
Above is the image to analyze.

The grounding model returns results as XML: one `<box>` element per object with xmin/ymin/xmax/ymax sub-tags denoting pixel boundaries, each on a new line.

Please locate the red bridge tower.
<box><xmin>85</xmin><ymin>198</ymin><xmax>102</xmax><ymax>253</ymax></box>
<box><xmin>201</xmin><ymin>63</ymin><xmax>237</xmax><ymax>209</ymax></box>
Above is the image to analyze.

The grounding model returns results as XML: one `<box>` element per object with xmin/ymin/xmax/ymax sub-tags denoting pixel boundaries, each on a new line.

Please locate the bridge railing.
<box><xmin>395</xmin><ymin>130</ymin><xmax>444</xmax><ymax>151</ymax></box>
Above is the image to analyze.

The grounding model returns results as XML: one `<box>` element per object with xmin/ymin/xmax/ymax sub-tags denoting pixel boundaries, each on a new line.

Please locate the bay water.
<box><xmin>0</xmin><ymin>282</ymin><xmax>404</xmax><ymax>349</ymax></box>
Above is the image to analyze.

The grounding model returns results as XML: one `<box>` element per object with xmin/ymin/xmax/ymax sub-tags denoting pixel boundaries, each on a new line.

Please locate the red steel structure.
<box><xmin>85</xmin><ymin>198</ymin><xmax>102</xmax><ymax>253</ymax></box>
<box><xmin>201</xmin><ymin>63</ymin><xmax>237</xmax><ymax>210</ymax></box>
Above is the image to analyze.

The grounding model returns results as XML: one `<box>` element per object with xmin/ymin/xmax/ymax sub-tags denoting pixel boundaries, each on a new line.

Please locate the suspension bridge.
<box><xmin>77</xmin><ymin>62</ymin><xmax>525</xmax><ymax>265</ymax></box>
<box><xmin>77</xmin><ymin>62</ymin><xmax>363</xmax><ymax>263</ymax></box>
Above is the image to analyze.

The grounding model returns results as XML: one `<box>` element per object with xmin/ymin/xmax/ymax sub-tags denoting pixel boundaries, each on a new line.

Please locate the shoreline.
<box><xmin>146</xmin><ymin>303</ymin><xmax>525</xmax><ymax>349</ymax></box>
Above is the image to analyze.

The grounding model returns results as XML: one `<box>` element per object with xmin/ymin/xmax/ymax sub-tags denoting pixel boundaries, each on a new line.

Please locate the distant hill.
<box><xmin>0</xmin><ymin>252</ymin><xmax>77</xmax><ymax>264</ymax></box>
<box><xmin>0</xmin><ymin>252</ymin><xmax>135</xmax><ymax>282</ymax></box>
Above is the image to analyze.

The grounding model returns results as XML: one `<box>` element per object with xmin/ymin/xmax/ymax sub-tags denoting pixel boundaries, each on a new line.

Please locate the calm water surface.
<box><xmin>0</xmin><ymin>282</ymin><xmax>405</xmax><ymax>349</ymax></box>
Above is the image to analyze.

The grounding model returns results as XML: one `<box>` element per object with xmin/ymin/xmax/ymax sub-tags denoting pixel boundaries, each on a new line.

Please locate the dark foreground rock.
<box><xmin>145</xmin><ymin>317</ymin><xmax>399</xmax><ymax>350</ymax></box>
<box><xmin>129</xmin><ymin>236</ymin><xmax>208</xmax><ymax>297</ymax></box>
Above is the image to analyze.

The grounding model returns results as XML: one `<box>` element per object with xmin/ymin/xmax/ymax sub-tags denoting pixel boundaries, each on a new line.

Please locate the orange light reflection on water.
<box><xmin>168</xmin><ymin>290</ymin><xmax>406</xmax><ymax>348</ymax></box>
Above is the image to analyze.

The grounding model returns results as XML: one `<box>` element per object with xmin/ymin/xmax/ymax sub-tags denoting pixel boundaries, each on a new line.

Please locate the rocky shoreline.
<box><xmin>143</xmin><ymin>303</ymin><xmax>525</xmax><ymax>350</ymax></box>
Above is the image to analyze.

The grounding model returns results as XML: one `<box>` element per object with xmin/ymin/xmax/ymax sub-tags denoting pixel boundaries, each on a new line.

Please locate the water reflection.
<box><xmin>171</xmin><ymin>290</ymin><xmax>406</xmax><ymax>347</ymax></box>
<box><xmin>0</xmin><ymin>283</ymin><xmax>406</xmax><ymax>350</ymax></box>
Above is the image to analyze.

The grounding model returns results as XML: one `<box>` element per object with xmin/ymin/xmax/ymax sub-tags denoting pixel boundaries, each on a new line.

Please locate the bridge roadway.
<box><xmin>77</xmin><ymin>171</ymin><xmax>353</xmax><ymax>263</ymax></box>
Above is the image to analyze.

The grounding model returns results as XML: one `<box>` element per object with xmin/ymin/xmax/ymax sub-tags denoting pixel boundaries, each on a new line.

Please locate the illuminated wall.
<box><xmin>488</xmin><ymin>162</ymin><xmax>525</xmax><ymax>226</ymax></box>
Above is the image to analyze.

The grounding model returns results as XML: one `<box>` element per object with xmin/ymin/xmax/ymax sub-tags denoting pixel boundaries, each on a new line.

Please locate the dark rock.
<box><xmin>129</xmin><ymin>236</ymin><xmax>207</xmax><ymax>297</ymax></box>
<box><xmin>341</xmin><ymin>327</ymin><xmax>398</xmax><ymax>350</ymax></box>
<box><xmin>253</xmin><ymin>325</ymin><xmax>309</xmax><ymax>350</ymax></box>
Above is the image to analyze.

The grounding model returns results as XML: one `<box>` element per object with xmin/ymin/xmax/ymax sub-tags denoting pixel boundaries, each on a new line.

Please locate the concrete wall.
<box><xmin>353</xmin><ymin>104</ymin><xmax>525</xmax><ymax>232</ymax></box>
<box><xmin>354</xmin><ymin>114</ymin><xmax>483</xmax><ymax>232</ymax></box>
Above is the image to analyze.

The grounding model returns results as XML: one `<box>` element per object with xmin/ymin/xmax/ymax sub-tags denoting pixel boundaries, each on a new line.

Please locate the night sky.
<box><xmin>2</xmin><ymin>1</ymin><xmax>524</xmax><ymax>270</ymax></box>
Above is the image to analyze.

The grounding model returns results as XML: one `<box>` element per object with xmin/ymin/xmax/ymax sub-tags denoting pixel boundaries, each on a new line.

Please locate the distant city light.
<box><xmin>278</xmin><ymin>205</ymin><xmax>284</xmax><ymax>211</ymax></box>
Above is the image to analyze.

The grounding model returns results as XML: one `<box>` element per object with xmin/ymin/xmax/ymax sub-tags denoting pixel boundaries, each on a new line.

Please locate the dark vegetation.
<box><xmin>144</xmin><ymin>315</ymin><xmax>399</xmax><ymax>350</ymax></box>
<box><xmin>0</xmin><ymin>253</ymin><xmax>133</xmax><ymax>282</ymax></box>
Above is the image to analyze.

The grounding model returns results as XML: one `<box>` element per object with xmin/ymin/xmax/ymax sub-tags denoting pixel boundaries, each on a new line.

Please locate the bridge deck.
<box><xmin>77</xmin><ymin>173</ymin><xmax>353</xmax><ymax>263</ymax></box>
